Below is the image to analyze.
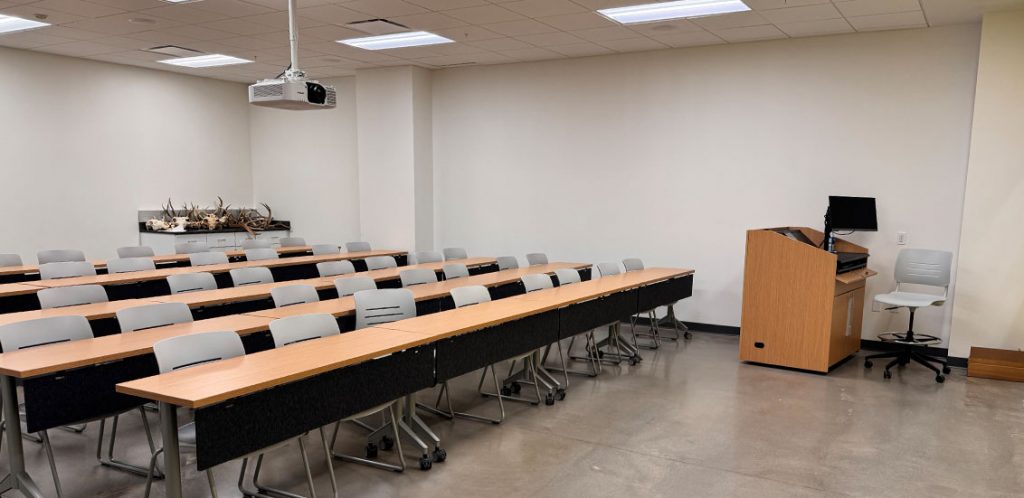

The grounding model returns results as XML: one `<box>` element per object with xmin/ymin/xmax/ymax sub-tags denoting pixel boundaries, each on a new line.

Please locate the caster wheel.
<box><xmin>500</xmin><ymin>386</ymin><xmax>512</xmax><ymax>397</ymax></box>
<box><xmin>883</xmin><ymin>370</ymin><xmax>892</xmax><ymax>380</ymax></box>
<box><xmin>433</xmin><ymin>447</ymin><xmax>447</xmax><ymax>463</ymax></box>
<box><xmin>511</xmin><ymin>383</ymin><xmax>522</xmax><ymax>395</ymax></box>
<box><xmin>556</xmin><ymin>388</ymin><xmax>566</xmax><ymax>401</ymax></box>
<box><xmin>684</xmin><ymin>332</ymin><xmax>693</xmax><ymax>340</ymax></box>
<box><xmin>942</xmin><ymin>366</ymin><xmax>952</xmax><ymax>374</ymax></box>
<box><xmin>419</xmin><ymin>456</ymin><xmax>432</xmax><ymax>471</ymax></box>
<box><xmin>628</xmin><ymin>357</ymin><xmax>639</xmax><ymax>366</ymax></box>
<box><xmin>864</xmin><ymin>360</ymin><xmax>873</xmax><ymax>368</ymax></box>
<box><xmin>545</xmin><ymin>393</ymin><xmax>555</xmax><ymax>406</ymax></box>
<box><xmin>365</xmin><ymin>443</ymin><xmax>378</xmax><ymax>459</ymax></box>
<box><xmin>936</xmin><ymin>375</ymin><xmax>945</xmax><ymax>383</ymax></box>
<box><xmin>380</xmin><ymin>436</ymin><xmax>394</xmax><ymax>451</ymax></box>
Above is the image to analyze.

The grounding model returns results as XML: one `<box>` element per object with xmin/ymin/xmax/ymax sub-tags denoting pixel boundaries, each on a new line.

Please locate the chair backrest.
<box><xmin>554</xmin><ymin>268</ymin><xmax>581</xmax><ymax>285</ymax></box>
<box><xmin>412</xmin><ymin>251</ymin><xmax>443</xmax><ymax>265</ymax></box>
<box><xmin>521</xmin><ymin>273</ymin><xmax>554</xmax><ymax>293</ymax></box>
<box><xmin>0</xmin><ymin>253</ymin><xmax>23</xmax><ymax>267</ymax></box>
<box><xmin>317</xmin><ymin>260</ymin><xmax>356</xmax><ymax>277</ymax></box>
<box><xmin>106</xmin><ymin>257</ymin><xmax>157</xmax><ymax>274</ymax></box>
<box><xmin>152</xmin><ymin>331</ymin><xmax>245</xmax><ymax>374</ymax></box>
<box><xmin>39</xmin><ymin>261</ymin><xmax>96</xmax><ymax>280</ymax></box>
<box><xmin>245</xmin><ymin>248</ymin><xmax>279</xmax><ymax>261</ymax></box>
<box><xmin>496</xmin><ymin>256</ymin><xmax>519</xmax><ymax>270</ymax></box>
<box><xmin>335</xmin><ymin>276</ymin><xmax>377</xmax><ymax>297</ymax></box>
<box><xmin>279</xmin><ymin>237</ymin><xmax>306</xmax><ymax>247</ymax></box>
<box><xmin>37</xmin><ymin>249</ymin><xmax>86</xmax><ymax>265</ymax></box>
<box><xmin>443</xmin><ymin>263</ymin><xmax>470</xmax><ymax>280</ymax></box>
<box><xmin>116</xmin><ymin>302</ymin><xmax>193</xmax><ymax>332</ymax></box>
<box><xmin>400</xmin><ymin>268</ymin><xmax>438</xmax><ymax>287</ymax></box>
<box><xmin>271</xmin><ymin>284</ymin><xmax>320</xmax><ymax>308</ymax></box>
<box><xmin>346</xmin><ymin>241</ymin><xmax>371</xmax><ymax>252</ymax></box>
<box><xmin>450</xmin><ymin>285</ymin><xmax>491</xmax><ymax>308</ymax></box>
<box><xmin>0</xmin><ymin>315</ymin><xmax>93</xmax><ymax>352</ymax></box>
<box><xmin>894</xmin><ymin>249</ymin><xmax>954</xmax><ymax>290</ymax></box>
<box><xmin>354</xmin><ymin>289</ymin><xmax>416</xmax><ymax>329</ymax></box>
<box><xmin>166</xmin><ymin>272</ymin><xmax>218</xmax><ymax>294</ymax></box>
<box><xmin>37</xmin><ymin>285</ymin><xmax>109</xmax><ymax>309</ymax></box>
<box><xmin>443</xmin><ymin>247</ymin><xmax>468</xmax><ymax>260</ymax></box>
<box><xmin>526</xmin><ymin>253</ymin><xmax>548</xmax><ymax>266</ymax></box>
<box><xmin>311</xmin><ymin>244</ymin><xmax>340</xmax><ymax>256</ymax></box>
<box><xmin>596</xmin><ymin>262</ymin><xmax>622</xmax><ymax>277</ymax></box>
<box><xmin>190</xmin><ymin>251</ymin><xmax>229</xmax><ymax>267</ymax></box>
<box><xmin>175</xmin><ymin>242</ymin><xmax>209</xmax><ymax>254</ymax></box>
<box><xmin>365</xmin><ymin>256</ymin><xmax>397</xmax><ymax>270</ymax></box>
<box><xmin>230</xmin><ymin>267</ymin><xmax>274</xmax><ymax>287</ymax></box>
<box><xmin>269</xmin><ymin>313</ymin><xmax>340</xmax><ymax>348</ymax></box>
<box><xmin>116</xmin><ymin>246</ymin><xmax>155</xmax><ymax>258</ymax></box>
<box><xmin>241</xmin><ymin>239</ymin><xmax>272</xmax><ymax>250</ymax></box>
<box><xmin>622</xmin><ymin>258</ymin><xmax>645</xmax><ymax>272</ymax></box>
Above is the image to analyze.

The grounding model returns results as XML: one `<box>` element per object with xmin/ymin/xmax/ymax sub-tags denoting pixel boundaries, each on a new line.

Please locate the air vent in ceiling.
<box><xmin>346</xmin><ymin>19</ymin><xmax>409</xmax><ymax>35</ymax></box>
<box><xmin>146</xmin><ymin>45</ymin><xmax>203</xmax><ymax>58</ymax></box>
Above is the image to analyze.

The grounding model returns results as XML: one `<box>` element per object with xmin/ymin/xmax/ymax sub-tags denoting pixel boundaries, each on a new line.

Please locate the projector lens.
<box><xmin>306</xmin><ymin>82</ymin><xmax>327</xmax><ymax>105</ymax></box>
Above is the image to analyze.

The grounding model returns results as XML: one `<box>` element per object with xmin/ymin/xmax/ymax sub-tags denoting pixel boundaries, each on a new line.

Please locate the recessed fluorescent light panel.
<box><xmin>598</xmin><ymin>0</ymin><xmax>750</xmax><ymax>24</ymax></box>
<box><xmin>0</xmin><ymin>14</ymin><xmax>50</xmax><ymax>35</ymax></box>
<box><xmin>338</xmin><ymin>31</ymin><xmax>454</xmax><ymax>50</ymax></box>
<box><xmin>159</xmin><ymin>54</ymin><xmax>252</xmax><ymax>68</ymax></box>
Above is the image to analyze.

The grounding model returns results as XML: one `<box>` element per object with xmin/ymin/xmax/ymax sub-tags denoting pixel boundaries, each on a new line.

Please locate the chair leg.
<box><xmin>443</xmin><ymin>366</ymin><xmax>507</xmax><ymax>424</ymax></box>
<box><xmin>40</xmin><ymin>430</ymin><xmax>63</xmax><ymax>498</ymax></box>
<box><xmin>144</xmin><ymin>447</ymin><xmax>164</xmax><ymax>498</ymax></box>
<box><xmin>318</xmin><ymin>427</ymin><xmax>338</xmax><ymax>498</ymax></box>
<box><xmin>330</xmin><ymin>402</ymin><xmax>406</xmax><ymax>473</ymax></box>
<box><xmin>206</xmin><ymin>468</ymin><xmax>219</xmax><ymax>498</ymax></box>
<box><xmin>96</xmin><ymin>410</ymin><xmax>160</xmax><ymax>477</ymax></box>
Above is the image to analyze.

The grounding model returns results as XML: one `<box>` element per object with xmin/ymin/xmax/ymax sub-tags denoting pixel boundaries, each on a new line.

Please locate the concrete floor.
<box><xmin>13</xmin><ymin>328</ymin><xmax>1024</xmax><ymax>497</ymax></box>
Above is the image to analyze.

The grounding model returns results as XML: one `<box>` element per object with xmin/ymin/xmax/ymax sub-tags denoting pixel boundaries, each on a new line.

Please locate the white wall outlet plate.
<box><xmin>896</xmin><ymin>231</ymin><xmax>908</xmax><ymax>245</ymax></box>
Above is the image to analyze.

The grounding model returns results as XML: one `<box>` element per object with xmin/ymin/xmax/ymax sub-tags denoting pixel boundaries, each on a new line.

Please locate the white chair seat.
<box><xmin>874</xmin><ymin>292</ymin><xmax>945</xmax><ymax>309</ymax></box>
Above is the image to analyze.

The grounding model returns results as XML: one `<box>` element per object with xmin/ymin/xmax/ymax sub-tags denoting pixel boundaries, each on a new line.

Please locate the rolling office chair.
<box><xmin>37</xmin><ymin>249</ymin><xmax>86</xmax><ymax>265</ymax></box>
<box><xmin>346</xmin><ymin>241</ymin><xmax>371</xmax><ymax>252</ymax></box>
<box><xmin>442</xmin><ymin>248</ymin><xmax>467</xmax><ymax>260</ymax></box>
<box><xmin>317</xmin><ymin>260</ymin><xmax>356</xmax><ymax>277</ymax></box>
<box><xmin>365</xmin><ymin>256</ymin><xmax>397</xmax><ymax>270</ymax></box>
<box><xmin>311</xmin><ymin>244</ymin><xmax>340</xmax><ymax>256</ymax></box>
<box><xmin>399</xmin><ymin>268</ymin><xmax>438</xmax><ymax>287</ymax></box>
<box><xmin>230</xmin><ymin>267</ymin><xmax>274</xmax><ymax>287</ymax></box>
<box><xmin>279</xmin><ymin>237</ymin><xmax>306</xmax><ymax>247</ymax></box>
<box><xmin>175</xmin><ymin>242</ymin><xmax>208</xmax><ymax>254</ymax></box>
<box><xmin>106</xmin><ymin>257</ymin><xmax>157</xmax><ymax>274</ymax></box>
<box><xmin>245</xmin><ymin>248</ymin><xmax>279</xmax><ymax>262</ymax></box>
<box><xmin>864</xmin><ymin>249</ymin><xmax>954</xmax><ymax>383</ymax></box>
<box><xmin>166</xmin><ymin>272</ymin><xmax>218</xmax><ymax>295</ymax></box>
<box><xmin>271</xmin><ymin>284</ymin><xmax>320</xmax><ymax>308</ymax></box>
<box><xmin>37</xmin><ymin>285</ymin><xmax>108</xmax><ymax>309</ymax></box>
<box><xmin>189</xmin><ymin>251</ymin><xmax>228</xmax><ymax>267</ymax></box>
<box><xmin>525</xmin><ymin>253</ymin><xmax>548</xmax><ymax>266</ymax></box>
<box><xmin>116</xmin><ymin>246</ymin><xmax>155</xmax><ymax>258</ymax></box>
<box><xmin>38</xmin><ymin>261</ymin><xmax>96</xmax><ymax>280</ymax></box>
<box><xmin>442</xmin><ymin>263</ymin><xmax>470</xmax><ymax>280</ymax></box>
<box><xmin>0</xmin><ymin>253</ymin><xmax>23</xmax><ymax>267</ymax></box>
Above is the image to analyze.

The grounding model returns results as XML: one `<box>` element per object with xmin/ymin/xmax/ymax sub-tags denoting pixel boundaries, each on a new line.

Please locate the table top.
<box><xmin>0</xmin><ymin>283</ymin><xmax>45</xmax><ymax>297</ymax></box>
<box><xmin>0</xmin><ymin>299</ymin><xmax>164</xmax><ymax>326</ymax></box>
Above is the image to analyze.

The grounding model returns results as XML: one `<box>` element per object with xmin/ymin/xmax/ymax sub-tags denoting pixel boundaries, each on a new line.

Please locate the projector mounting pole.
<box><xmin>285</xmin><ymin>0</ymin><xmax>304</xmax><ymax>79</ymax></box>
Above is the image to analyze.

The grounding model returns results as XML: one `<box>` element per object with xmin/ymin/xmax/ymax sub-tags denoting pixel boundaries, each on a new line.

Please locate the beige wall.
<box><xmin>949</xmin><ymin>10</ymin><xmax>1024</xmax><ymax>358</ymax></box>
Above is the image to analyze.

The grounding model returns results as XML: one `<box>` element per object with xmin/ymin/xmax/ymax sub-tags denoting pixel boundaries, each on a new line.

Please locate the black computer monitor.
<box><xmin>828</xmin><ymin>196</ymin><xmax>878</xmax><ymax>231</ymax></box>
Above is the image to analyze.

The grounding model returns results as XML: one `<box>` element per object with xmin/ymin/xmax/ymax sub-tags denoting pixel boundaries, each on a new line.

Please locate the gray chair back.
<box><xmin>175</xmin><ymin>242</ymin><xmax>208</xmax><ymax>254</ymax></box>
<box><xmin>354</xmin><ymin>289</ymin><xmax>416</xmax><ymax>329</ymax></box>
<box><xmin>400</xmin><ymin>268</ymin><xmax>438</xmax><ymax>287</ymax></box>
<box><xmin>279</xmin><ymin>237</ymin><xmax>306</xmax><ymax>247</ymax></box>
<box><xmin>496</xmin><ymin>256</ymin><xmax>519</xmax><ymax>270</ymax></box>
<box><xmin>230</xmin><ymin>267</ymin><xmax>274</xmax><ymax>287</ymax></box>
<box><xmin>335</xmin><ymin>276</ymin><xmax>377</xmax><ymax>297</ymax></box>
<box><xmin>0</xmin><ymin>254</ymin><xmax>23</xmax><ymax>267</ymax></box>
<box><xmin>190</xmin><ymin>251</ymin><xmax>229</xmax><ymax>267</ymax></box>
<box><xmin>271</xmin><ymin>284</ymin><xmax>320</xmax><ymax>308</ymax></box>
<box><xmin>442</xmin><ymin>263</ymin><xmax>470</xmax><ymax>280</ymax></box>
<box><xmin>0</xmin><ymin>315</ymin><xmax>93</xmax><ymax>352</ymax></box>
<box><xmin>167</xmin><ymin>272</ymin><xmax>218</xmax><ymax>295</ymax></box>
<box><xmin>554</xmin><ymin>268</ymin><xmax>581</xmax><ymax>285</ymax></box>
<box><xmin>245</xmin><ymin>248</ymin><xmax>279</xmax><ymax>261</ymax></box>
<box><xmin>895</xmin><ymin>249</ymin><xmax>954</xmax><ymax>289</ymax></box>
<box><xmin>622</xmin><ymin>258</ymin><xmax>645</xmax><ymax>272</ymax></box>
<box><xmin>596</xmin><ymin>262</ymin><xmax>622</xmax><ymax>277</ymax></box>
<box><xmin>269</xmin><ymin>313</ymin><xmax>340</xmax><ymax>348</ymax></box>
<box><xmin>526</xmin><ymin>253</ymin><xmax>548</xmax><ymax>266</ymax></box>
<box><xmin>116</xmin><ymin>302</ymin><xmax>193</xmax><ymax>332</ymax></box>
<box><xmin>311</xmin><ymin>244</ymin><xmax>340</xmax><ymax>256</ymax></box>
<box><xmin>521</xmin><ymin>274</ymin><xmax>553</xmax><ymax>293</ymax></box>
<box><xmin>37</xmin><ymin>285</ymin><xmax>108</xmax><ymax>309</ymax></box>
<box><xmin>450</xmin><ymin>285</ymin><xmax>491</xmax><ymax>308</ymax></box>
<box><xmin>365</xmin><ymin>256</ymin><xmax>397</xmax><ymax>270</ymax></box>
<box><xmin>117</xmin><ymin>246</ymin><xmax>155</xmax><ymax>258</ymax></box>
<box><xmin>241</xmin><ymin>239</ymin><xmax>272</xmax><ymax>250</ymax></box>
<box><xmin>443</xmin><ymin>248</ymin><xmax>468</xmax><ymax>260</ymax></box>
<box><xmin>346</xmin><ymin>241</ymin><xmax>371</xmax><ymax>252</ymax></box>
<box><xmin>317</xmin><ymin>260</ymin><xmax>355</xmax><ymax>277</ymax></box>
<box><xmin>107</xmin><ymin>257</ymin><xmax>157</xmax><ymax>274</ymax></box>
<box><xmin>38</xmin><ymin>249</ymin><xmax>86</xmax><ymax>265</ymax></box>
<box><xmin>412</xmin><ymin>251</ymin><xmax>443</xmax><ymax>265</ymax></box>
<box><xmin>153</xmin><ymin>331</ymin><xmax>244</xmax><ymax>374</ymax></box>
<box><xmin>39</xmin><ymin>261</ymin><xmax>96</xmax><ymax>280</ymax></box>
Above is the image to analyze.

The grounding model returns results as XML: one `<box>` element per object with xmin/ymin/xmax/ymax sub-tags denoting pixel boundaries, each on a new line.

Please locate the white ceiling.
<box><xmin>1</xmin><ymin>0</ymin><xmax>1021</xmax><ymax>82</ymax></box>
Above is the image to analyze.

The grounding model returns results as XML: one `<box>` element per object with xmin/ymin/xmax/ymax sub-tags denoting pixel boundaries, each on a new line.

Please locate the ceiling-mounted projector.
<box><xmin>248</xmin><ymin>0</ymin><xmax>335</xmax><ymax>111</ymax></box>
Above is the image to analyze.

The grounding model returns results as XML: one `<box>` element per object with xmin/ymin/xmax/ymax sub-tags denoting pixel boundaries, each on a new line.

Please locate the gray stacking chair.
<box><xmin>365</xmin><ymin>256</ymin><xmax>397</xmax><ymax>270</ymax></box>
<box><xmin>317</xmin><ymin>260</ymin><xmax>355</xmax><ymax>278</ymax></box>
<box><xmin>554</xmin><ymin>268</ymin><xmax>581</xmax><ymax>286</ymax></box>
<box><xmin>279</xmin><ymin>237</ymin><xmax>306</xmax><ymax>247</ymax></box>
<box><xmin>146</xmin><ymin>331</ymin><xmax>334</xmax><ymax>498</ymax></box>
<box><xmin>37</xmin><ymin>249</ymin><xmax>86</xmax><ymax>265</ymax></box>
<box><xmin>241</xmin><ymin>239</ymin><xmax>272</xmax><ymax>250</ymax></box>
<box><xmin>553</xmin><ymin>268</ymin><xmax>602</xmax><ymax>378</ymax></box>
<box><xmin>230</xmin><ymin>267</ymin><xmax>274</xmax><ymax>287</ymax></box>
<box><xmin>412</xmin><ymin>251</ymin><xmax>443</xmax><ymax>265</ymax></box>
<box><xmin>0</xmin><ymin>253</ymin><xmax>23</xmax><ymax>267</ymax></box>
<box><xmin>346</xmin><ymin>241</ymin><xmax>371</xmax><ymax>252</ymax></box>
<box><xmin>174</xmin><ymin>242</ymin><xmax>208</xmax><ymax>254</ymax></box>
<box><xmin>623</xmin><ymin>258</ymin><xmax>663</xmax><ymax>348</ymax></box>
<box><xmin>335</xmin><ymin>276</ymin><xmax>377</xmax><ymax>297</ymax></box>
<box><xmin>106</xmin><ymin>257</ymin><xmax>156</xmax><ymax>274</ymax></box>
<box><xmin>189</xmin><ymin>251</ymin><xmax>228</xmax><ymax>267</ymax></box>
<box><xmin>37</xmin><ymin>285</ymin><xmax>108</xmax><ymax>309</ymax></box>
<box><xmin>116</xmin><ymin>246</ymin><xmax>155</xmax><ymax>258</ymax></box>
<box><xmin>442</xmin><ymin>263</ymin><xmax>470</xmax><ymax>280</ymax></box>
<box><xmin>400</xmin><ymin>268</ymin><xmax>438</xmax><ymax>287</ymax></box>
<box><xmin>442</xmin><ymin>248</ymin><xmax>467</xmax><ymax>260</ymax></box>
<box><xmin>116</xmin><ymin>302</ymin><xmax>193</xmax><ymax>332</ymax></box>
<box><xmin>526</xmin><ymin>253</ymin><xmax>548</xmax><ymax>266</ymax></box>
<box><xmin>39</xmin><ymin>261</ymin><xmax>96</xmax><ymax>280</ymax></box>
<box><xmin>166</xmin><ymin>272</ymin><xmax>217</xmax><ymax>295</ymax></box>
<box><xmin>596</xmin><ymin>262</ymin><xmax>622</xmax><ymax>277</ymax></box>
<box><xmin>245</xmin><ymin>247</ymin><xmax>279</xmax><ymax>261</ymax></box>
<box><xmin>593</xmin><ymin>263</ymin><xmax>640</xmax><ymax>365</ymax></box>
<box><xmin>496</xmin><ymin>256</ymin><xmax>519</xmax><ymax>270</ymax></box>
<box><xmin>522</xmin><ymin>274</ymin><xmax>570</xmax><ymax>400</ymax></box>
<box><xmin>271</xmin><ymin>284</ymin><xmax>320</xmax><ymax>308</ymax></box>
<box><xmin>311</xmin><ymin>244</ymin><xmax>340</xmax><ymax>256</ymax></box>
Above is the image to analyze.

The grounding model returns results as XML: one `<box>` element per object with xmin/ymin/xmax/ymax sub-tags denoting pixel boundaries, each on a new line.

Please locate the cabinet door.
<box><xmin>175</xmin><ymin>234</ymin><xmax>207</xmax><ymax>247</ymax></box>
<box><xmin>257</xmin><ymin>230</ymin><xmax>288</xmax><ymax>248</ymax></box>
<box><xmin>829</xmin><ymin>288</ymin><xmax>865</xmax><ymax>367</ymax></box>
<box><xmin>207</xmin><ymin>233</ymin><xmax>234</xmax><ymax>249</ymax></box>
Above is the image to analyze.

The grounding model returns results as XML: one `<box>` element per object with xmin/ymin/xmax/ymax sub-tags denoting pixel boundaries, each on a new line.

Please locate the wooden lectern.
<box><xmin>740</xmin><ymin>227</ymin><xmax>877</xmax><ymax>373</ymax></box>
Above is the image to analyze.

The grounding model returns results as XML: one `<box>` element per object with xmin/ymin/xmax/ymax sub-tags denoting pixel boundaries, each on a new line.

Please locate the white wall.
<box><xmin>0</xmin><ymin>46</ymin><xmax>252</xmax><ymax>263</ymax></box>
<box><xmin>431</xmin><ymin>25</ymin><xmax>981</xmax><ymax>344</ymax></box>
<box><xmin>250</xmin><ymin>77</ymin><xmax>360</xmax><ymax>247</ymax></box>
<box><xmin>949</xmin><ymin>10</ymin><xmax>1024</xmax><ymax>358</ymax></box>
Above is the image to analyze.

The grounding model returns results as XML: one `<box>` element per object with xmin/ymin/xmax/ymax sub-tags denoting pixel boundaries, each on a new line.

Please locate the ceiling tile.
<box><xmin>498</xmin><ymin>46</ymin><xmax>564</xmax><ymax>61</ymax></box>
<box><xmin>743</xmin><ymin>0</ymin><xmax>831</xmax><ymax>9</ymax></box>
<box><xmin>295</xmin><ymin>5</ymin><xmax>368</xmax><ymax>24</ymax></box>
<box><xmin>711</xmin><ymin>24</ymin><xmax>788</xmax><ymax>42</ymax></box>
<box><xmin>66</xmin><ymin>12</ymin><xmax>183</xmax><ymax>35</ymax></box>
<box><xmin>138</xmin><ymin>5</ymin><xmax>230</xmax><ymax>24</ymax></box>
<box><xmin>500</xmin><ymin>0</ymin><xmax>587</xmax><ymax>18</ymax></box>
<box><xmin>649</xmin><ymin>30</ymin><xmax>725</xmax><ymax>48</ymax></box>
<box><xmin>482</xmin><ymin>18</ymin><xmax>557</xmax><ymax>36</ymax></box>
<box><xmin>536</xmin><ymin>12</ymin><xmax>616</xmax><ymax>30</ymax></box>
<box><xmin>627</xmin><ymin>18</ymin><xmax>704</xmax><ymax>36</ymax></box>
<box><xmin>691</xmin><ymin>10</ymin><xmax>770</xmax><ymax>29</ymax></box>
<box><xmin>0</xmin><ymin>30</ymin><xmax>76</xmax><ymax>48</ymax></box>
<box><xmin>219</xmin><ymin>35</ymin><xmax>283</xmax><ymax>49</ymax></box>
<box><xmin>466</xmin><ymin>36</ymin><xmax>531</xmax><ymax>50</ymax></box>
<box><xmin>0</xmin><ymin>5</ymin><xmax>86</xmax><ymax>25</ymax></box>
<box><xmin>404</xmin><ymin>0</ymin><xmax>489</xmax><ymax>10</ymax></box>
<box><xmin>193</xmin><ymin>0</ymin><xmax>276</xmax><ymax>18</ymax></box>
<box><xmin>156</xmin><ymin>23</ymin><xmax>238</xmax><ymax>41</ymax></box>
<box><xmin>84</xmin><ymin>0</ymin><xmax>166</xmax><ymax>11</ymax></box>
<box><xmin>776</xmin><ymin>18</ymin><xmax>854</xmax><ymax>37</ymax></box>
<box><xmin>341</xmin><ymin>0</ymin><xmax>429</xmax><ymax>17</ymax></box>
<box><xmin>37</xmin><ymin>40</ymin><xmax>127</xmax><ymax>56</ymax></box>
<box><xmin>389</xmin><ymin>11</ymin><xmax>468</xmax><ymax>30</ymax></box>
<box><xmin>569</xmin><ymin>0</ymin><xmax>651</xmax><ymax>8</ymax></box>
<box><xmin>26</xmin><ymin>0</ymin><xmax>125</xmax><ymax>18</ymax></box>
<box><xmin>298</xmin><ymin>24</ymin><xmax>366</xmax><ymax>42</ymax></box>
<box><xmin>834</xmin><ymin>0</ymin><xmax>922</xmax><ymax>18</ymax></box>
<box><xmin>846</xmin><ymin>11</ymin><xmax>927</xmax><ymax>31</ymax></box>
<box><xmin>570</xmin><ymin>25</ymin><xmax>640</xmax><ymax>42</ymax></box>
<box><xmin>42</xmin><ymin>25</ymin><xmax>112</xmax><ymax>40</ymax></box>
<box><xmin>199</xmin><ymin>18</ymin><xmax>277</xmax><ymax>36</ymax></box>
<box><xmin>514</xmin><ymin>30</ymin><xmax>584</xmax><ymax>46</ymax></box>
<box><xmin>241</xmin><ymin>12</ymin><xmax>324</xmax><ymax>29</ymax></box>
<box><xmin>414</xmin><ymin>53</ymin><xmax>486</xmax><ymax>66</ymax></box>
<box><xmin>444</xmin><ymin>4</ymin><xmax>523</xmax><ymax>24</ymax></box>
<box><xmin>432</xmin><ymin>24</ymin><xmax>504</xmax><ymax>41</ymax></box>
<box><xmin>545</xmin><ymin>41</ymin><xmax>613</xmax><ymax>57</ymax></box>
<box><xmin>595</xmin><ymin>36</ymin><xmax>667</xmax><ymax>52</ymax></box>
<box><xmin>918</xmin><ymin>0</ymin><xmax>981</xmax><ymax>26</ymax></box>
<box><xmin>759</xmin><ymin>3</ymin><xmax>842</xmax><ymax>24</ymax></box>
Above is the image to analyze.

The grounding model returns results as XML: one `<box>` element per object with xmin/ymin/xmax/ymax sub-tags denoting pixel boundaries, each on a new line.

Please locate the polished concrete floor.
<box><xmin>13</xmin><ymin>328</ymin><xmax>1024</xmax><ymax>497</ymax></box>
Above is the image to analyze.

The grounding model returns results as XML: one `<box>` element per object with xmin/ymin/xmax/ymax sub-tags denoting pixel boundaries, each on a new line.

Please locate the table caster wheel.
<box><xmin>864</xmin><ymin>360</ymin><xmax>873</xmax><ymax>368</ymax></box>
<box><xmin>545</xmin><ymin>392</ymin><xmax>555</xmax><ymax>406</ymax></box>
<box><xmin>433</xmin><ymin>447</ymin><xmax>446</xmax><ymax>463</ymax></box>
<box><xmin>628</xmin><ymin>356</ymin><xmax>639</xmax><ymax>366</ymax></box>
<box><xmin>883</xmin><ymin>370</ymin><xmax>892</xmax><ymax>380</ymax></box>
<box><xmin>936</xmin><ymin>375</ymin><xmax>945</xmax><ymax>383</ymax></box>
<box><xmin>942</xmin><ymin>366</ymin><xmax>952</xmax><ymax>374</ymax></box>
<box><xmin>365</xmin><ymin>442</ymin><xmax>378</xmax><ymax>459</ymax></box>
<box><xmin>380</xmin><ymin>436</ymin><xmax>394</xmax><ymax>451</ymax></box>
<box><xmin>500</xmin><ymin>386</ymin><xmax>512</xmax><ymax>397</ymax></box>
<box><xmin>511</xmin><ymin>383</ymin><xmax>522</xmax><ymax>394</ymax></box>
<box><xmin>419</xmin><ymin>456</ymin><xmax>432</xmax><ymax>471</ymax></box>
<box><xmin>556</xmin><ymin>388</ymin><xmax>566</xmax><ymax>401</ymax></box>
